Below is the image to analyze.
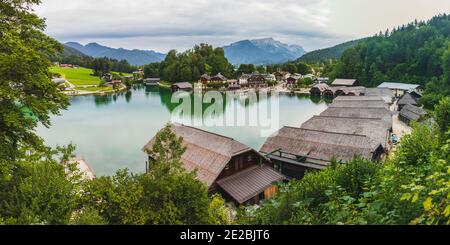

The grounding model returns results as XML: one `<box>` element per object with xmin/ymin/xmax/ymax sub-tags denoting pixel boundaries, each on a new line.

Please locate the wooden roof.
<box><xmin>260</xmin><ymin>127</ymin><xmax>378</xmax><ymax>168</ymax></box>
<box><xmin>217</xmin><ymin>165</ymin><xmax>285</xmax><ymax>204</ymax></box>
<box><xmin>365</xmin><ymin>88</ymin><xmax>394</xmax><ymax>104</ymax></box>
<box><xmin>320</xmin><ymin>107</ymin><xmax>392</xmax><ymax>125</ymax></box>
<box><xmin>398</xmin><ymin>93</ymin><xmax>418</xmax><ymax>106</ymax></box>
<box><xmin>143</xmin><ymin>123</ymin><xmax>253</xmax><ymax>187</ymax></box>
<box><xmin>301</xmin><ymin>116</ymin><xmax>391</xmax><ymax>149</ymax></box>
<box><xmin>400</xmin><ymin>104</ymin><xmax>427</xmax><ymax>121</ymax></box>
<box><xmin>310</xmin><ymin>83</ymin><xmax>330</xmax><ymax>92</ymax></box>
<box><xmin>172</xmin><ymin>82</ymin><xmax>193</xmax><ymax>89</ymax></box>
<box><xmin>331</xmin><ymin>79</ymin><xmax>357</xmax><ymax>86</ymax></box>
<box><xmin>329</xmin><ymin>100</ymin><xmax>389</xmax><ymax>109</ymax></box>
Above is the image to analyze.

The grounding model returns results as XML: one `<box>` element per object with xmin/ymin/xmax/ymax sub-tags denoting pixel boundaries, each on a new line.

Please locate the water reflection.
<box><xmin>37</xmin><ymin>85</ymin><xmax>329</xmax><ymax>176</ymax></box>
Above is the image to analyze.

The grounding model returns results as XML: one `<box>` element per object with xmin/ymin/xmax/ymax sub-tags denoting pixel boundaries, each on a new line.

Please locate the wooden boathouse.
<box><xmin>143</xmin><ymin>123</ymin><xmax>285</xmax><ymax>205</ymax></box>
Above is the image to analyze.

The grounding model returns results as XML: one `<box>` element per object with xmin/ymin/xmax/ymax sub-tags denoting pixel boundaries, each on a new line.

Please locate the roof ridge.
<box><xmin>313</xmin><ymin>115</ymin><xmax>383</xmax><ymax>121</ymax></box>
<box><xmin>271</xmin><ymin>133</ymin><xmax>375</xmax><ymax>151</ymax></box>
<box><xmin>174</xmin><ymin>123</ymin><xmax>237</xmax><ymax>141</ymax></box>
<box><xmin>283</xmin><ymin>126</ymin><xmax>369</xmax><ymax>138</ymax></box>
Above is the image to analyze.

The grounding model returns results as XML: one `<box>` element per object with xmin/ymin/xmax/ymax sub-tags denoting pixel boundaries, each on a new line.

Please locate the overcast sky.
<box><xmin>35</xmin><ymin>0</ymin><xmax>450</xmax><ymax>53</ymax></box>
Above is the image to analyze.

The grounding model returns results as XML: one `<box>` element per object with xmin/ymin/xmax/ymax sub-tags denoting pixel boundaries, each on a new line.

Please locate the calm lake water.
<box><xmin>37</xmin><ymin>85</ymin><xmax>329</xmax><ymax>176</ymax></box>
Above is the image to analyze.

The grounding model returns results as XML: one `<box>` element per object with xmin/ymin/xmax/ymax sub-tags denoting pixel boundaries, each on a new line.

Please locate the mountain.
<box><xmin>65</xmin><ymin>42</ymin><xmax>166</xmax><ymax>66</ymax></box>
<box><xmin>62</xmin><ymin>44</ymin><xmax>87</xmax><ymax>57</ymax></box>
<box><xmin>297</xmin><ymin>39</ymin><xmax>363</xmax><ymax>63</ymax></box>
<box><xmin>223</xmin><ymin>38</ymin><xmax>306</xmax><ymax>65</ymax></box>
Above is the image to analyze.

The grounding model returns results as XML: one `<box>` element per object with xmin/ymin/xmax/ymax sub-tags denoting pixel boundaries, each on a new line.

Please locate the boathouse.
<box><xmin>260</xmin><ymin>127</ymin><xmax>384</xmax><ymax>179</ymax></box>
<box><xmin>171</xmin><ymin>82</ymin><xmax>193</xmax><ymax>91</ymax></box>
<box><xmin>399</xmin><ymin>104</ymin><xmax>427</xmax><ymax>124</ymax></box>
<box><xmin>143</xmin><ymin>124</ymin><xmax>285</xmax><ymax>205</ymax></box>
<box><xmin>143</xmin><ymin>78</ymin><xmax>160</xmax><ymax>86</ymax></box>
<box><xmin>310</xmin><ymin>83</ymin><xmax>329</xmax><ymax>96</ymax></box>
<box><xmin>331</xmin><ymin>78</ymin><xmax>359</xmax><ymax>87</ymax></box>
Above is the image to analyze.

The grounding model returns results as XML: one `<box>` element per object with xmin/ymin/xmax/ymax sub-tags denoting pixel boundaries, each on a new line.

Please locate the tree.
<box><xmin>0</xmin><ymin>145</ymin><xmax>82</xmax><ymax>225</ymax></box>
<box><xmin>0</xmin><ymin>0</ymin><xmax>69</xmax><ymax>161</ymax></box>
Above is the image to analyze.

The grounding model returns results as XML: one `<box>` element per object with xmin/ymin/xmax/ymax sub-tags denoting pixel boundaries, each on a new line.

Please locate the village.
<box><xmin>72</xmin><ymin>71</ymin><xmax>428</xmax><ymax>209</ymax></box>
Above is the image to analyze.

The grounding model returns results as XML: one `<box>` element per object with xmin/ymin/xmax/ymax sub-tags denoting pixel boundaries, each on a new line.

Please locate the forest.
<box><xmin>328</xmin><ymin>14</ymin><xmax>450</xmax><ymax>108</ymax></box>
<box><xmin>1</xmin><ymin>1</ymin><xmax>449</xmax><ymax>225</ymax></box>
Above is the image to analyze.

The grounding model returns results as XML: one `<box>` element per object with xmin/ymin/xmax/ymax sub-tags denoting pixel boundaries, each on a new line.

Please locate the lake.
<box><xmin>37</xmin><ymin>85</ymin><xmax>329</xmax><ymax>176</ymax></box>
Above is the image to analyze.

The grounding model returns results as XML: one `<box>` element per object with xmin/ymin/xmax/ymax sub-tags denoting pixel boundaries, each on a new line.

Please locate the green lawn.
<box><xmin>78</xmin><ymin>86</ymin><xmax>115</xmax><ymax>92</ymax></box>
<box><xmin>50</xmin><ymin>66</ymin><xmax>101</xmax><ymax>86</ymax></box>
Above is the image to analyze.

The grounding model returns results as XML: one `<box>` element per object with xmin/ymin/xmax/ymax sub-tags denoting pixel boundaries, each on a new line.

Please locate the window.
<box><xmin>247</xmin><ymin>155</ymin><xmax>252</xmax><ymax>162</ymax></box>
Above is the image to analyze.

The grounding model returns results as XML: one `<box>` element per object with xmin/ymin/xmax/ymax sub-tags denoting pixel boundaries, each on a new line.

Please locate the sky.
<box><xmin>35</xmin><ymin>0</ymin><xmax>450</xmax><ymax>53</ymax></box>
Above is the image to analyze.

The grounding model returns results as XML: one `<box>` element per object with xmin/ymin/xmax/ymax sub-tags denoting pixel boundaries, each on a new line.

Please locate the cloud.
<box><xmin>35</xmin><ymin>0</ymin><xmax>337</xmax><ymax>51</ymax></box>
<box><xmin>34</xmin><ymin>0</ymin><xmax>450</xmax><ymax>52</ymax></box>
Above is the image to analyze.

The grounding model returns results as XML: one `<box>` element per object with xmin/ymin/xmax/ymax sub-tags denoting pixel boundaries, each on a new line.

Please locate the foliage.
<box><xmin>0</xmin><ymin>145</ymin><xmax>82</xmax><ymax>225</ymax></box>
<box><xmin>81</xmin><ymin>124</ymin><xmax>227</xmax><ymax>225</ymax></box>
<box><xmin>266</xmin><ymin>61</ymin><xmax>312</xmax><ymax>75</ymax></box>
<box><xmin>0</xmin><ymin>0</ymin><xmax>69</xmax><ymax>160</ymax></box>
<box><xmin>296</xmin><ymin>77</ymin><xmax>314</xmax><ymax>88</ymax></box>
<box><xmin>331</xmin><ymin>14</ymin><xmax>450</xmax><ymax>108</ymax></box>
<box><xmin>241</xmin><ymin>97</ymin><xmax>450</xmax><ymax>225</ymax></box>
<box><xmin>298</xmin><ymin>39</ymin><xmax>363</xmax><ymax>63</ymax></box>
<box><xmin>143</xmin><ymin>44</ymin><xmax>234</xmax><ymax>83</ymax></box>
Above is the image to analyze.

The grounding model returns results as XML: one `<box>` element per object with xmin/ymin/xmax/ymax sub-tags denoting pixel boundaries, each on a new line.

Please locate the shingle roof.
<box><xmin>173</xmin><ymin>82</ymin><xmax>192</xmax><ymax>89</ymax></box>
<box><xmin>143</xmin><ymin>123</ymin><xmax>252</xmax><ymax>187</ymax></box>
<box><xmin>377</xmin><ymin>82</ymin><xmax>421</xmax><ymax>91</ymax></box>
<box><xmin>260</xmin><ymin>127</ymin><xmax>378</xmax><ymax>168</ymax></box>
<box><xmin>398</xmin><ymin>93</ymin><xmax>418</xmax><ymax>106</ymax></box>
<box><xmin>399</xmin><ymin>104</ymin><xmax>427</xmax><ymax>121</ymax></box>
<box><xmin>365</xmin><ymin>88</ymin><xmax>394</xmax><ymax>104</ymax></box>
<box><xmin>301</xmin><ymin>115</ymin><xmax>391</xmax><ymax>148</ymax></box>
<box><xmin>320</xmin><ymin>107</ymin><xmax>392</xmax><ymax>125</ymax></box>
<box><xmin>329</xmin><ymin>100</ymin><xmax>389</xmax><ymax>109</ymax></box>
<box><xmin>331</xmin><ymin>79</ymin><xmax>358</xmax><ymax>86</ymax></box>
<box><xmin>217</xmin><ymin>165</ymin><xmax>285</xmax><ymax>204</ymax></box>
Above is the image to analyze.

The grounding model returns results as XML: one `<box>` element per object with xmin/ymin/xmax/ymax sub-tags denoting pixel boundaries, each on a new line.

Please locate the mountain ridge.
<box><xmin>65</xmin><ymin>42</ymin><xmax>166</xmax><ymax>66</ymax></box>
<box><xmin>223</xmin><ymin>37</ymin><xmax>306</xmax><ymax>65</ymax></box>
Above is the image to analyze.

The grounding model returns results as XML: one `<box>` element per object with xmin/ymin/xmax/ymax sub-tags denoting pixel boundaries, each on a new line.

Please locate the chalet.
<box><xmin>377</xmin><ymin>82</ymin><xmax>423</xmax><ymax>97</ymax></box>
<box><xmin>310</xmin><ymin>84</ymin><xmax>330</xmax><ymax>96</ymax></box>
<box><xmin>238</xmin><ymin>74</ymin><xmax>251</xmax><ymax>87</ymax></box>
<box><xmin>264</xmin><ymin>74</ymin><xmax>276</xmax><ymax>82</ymax></box>
<box><xmin>211</xmin><ymin>73</ymin><xmax>227</xmax><ymax>83</ymax></box>
<box><xmin>248</xmin><ymin>73</ymin><xmax>268</xmax><ymax>88</ymax></box>
<box><xmin>274</xmin><ymin>71</ymin><xmax>290</xmax><ymax>82</ymax></box>
<box><xmin>397</xmin><ymin>92</ymin><xmax>418</xmax><ymax>111</ymax></box>
<box><xmin>260</xmin><ymin>127</ymin><xmax>384</xmax><ymax>179</ymax></box>
<box><xmin>227</xmin><ymin>79</ymin><xmax>240</xmax><ymax>90</ymax></box>
<box><xmin>331</xmin><ymin>79</ymin><xmax>359</xmax><ymax>87</ymax></box>
<box><xmin>171</xmin><ymin>82</ymin><xmax>193</xmax><ymax>91</ymax></box>
<box><xmin>286</xmin><ymin>74</ymin><xmax>302</xmax><ymax>86</ymax></box>
<box><xmin>143</xmin><ymin>124</ymin><xmax>285</xmax><ymax>205</ymax></box>
<box><xmin>143</xmin><ymin>78</ymin><xmax>160</xmax><ymax>86</ymax></box>
<box><xmin>399</xmin><ymin>104</ymin><xmax>427</xmax><ymax>124</ymax></box>
<box><xmin>199</xmin><ymin>74</ymin><xmax>211</xmax><ymax>84</ymax></box>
